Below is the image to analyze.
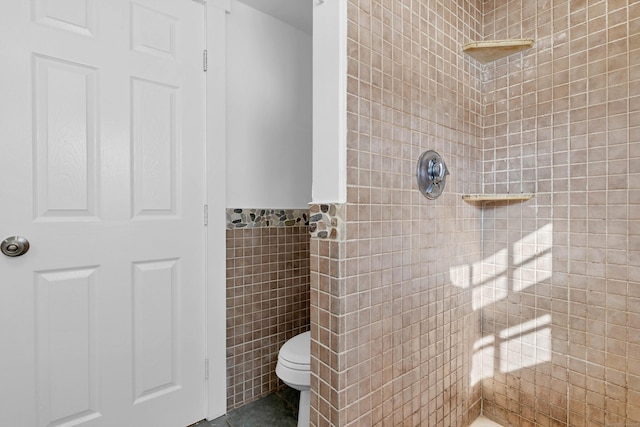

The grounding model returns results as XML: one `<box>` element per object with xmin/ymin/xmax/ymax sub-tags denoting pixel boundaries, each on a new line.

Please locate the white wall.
<box><xmin>226</xmin><ymin>0</ymin><xmax>312</xmax><ymax>209</ymax></box>
<box><xmin>312</xmin><ymin>0</ymin><xmax>346</xmax><ymax>204</ymax></box>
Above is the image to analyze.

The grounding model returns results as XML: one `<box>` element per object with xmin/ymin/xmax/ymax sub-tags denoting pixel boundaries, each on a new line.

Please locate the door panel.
<box><xmin>0</xmin><ymin>1</ymin><xmax>206</xmax><ymax>426</ymax></box>
<box><xmin>35</xmin><ymin>267</ymin><xmax>100</xmax><ymax>427</ymax></box>
<box><xmin>131</xmin><ymin>77</ymin><xmax>179</xmax><ymax>217</ymax></box>
<box><xmin>132</xmin><ymin>259</ymin><xmax>180</xmax><ymax>404</ymax></box>
<box><xmin>131</xmin><ymin>3</ymin><xmax>177</xmax><ymax>60</ymax></box>
<box><xmin>33</xmin><ymin>0</ymin><xmax>98</xmax><ymax>38</ymax></box>
<box><xmin>33</xmin><ymin>54</ymin><xmax>99</xmax><ymax>219</ymax></box>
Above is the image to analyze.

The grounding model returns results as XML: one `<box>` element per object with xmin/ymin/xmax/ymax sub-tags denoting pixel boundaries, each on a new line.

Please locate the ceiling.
<box><xmin>237</xmin><ymin>0</ymin><xmax>312</xmax><ymax>34</ymax></box>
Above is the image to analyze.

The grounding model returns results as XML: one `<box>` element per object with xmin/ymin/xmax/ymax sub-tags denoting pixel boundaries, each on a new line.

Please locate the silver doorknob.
<box><xmin>1</xmin><ymin>236</ymin><xmax>30</xmax><ymax>257</ymax></box>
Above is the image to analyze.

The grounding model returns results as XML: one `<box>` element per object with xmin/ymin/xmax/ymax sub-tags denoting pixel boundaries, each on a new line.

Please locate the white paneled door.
<box><xmin>0</xmin><ymin>1</ymin><xmax>207</xmax><ymax>426</ymax></box>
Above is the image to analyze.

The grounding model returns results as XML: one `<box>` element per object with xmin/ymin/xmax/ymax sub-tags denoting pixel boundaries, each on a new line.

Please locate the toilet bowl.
<box><xmin>276</xmin><ymin>331</ymin><xmax>310</xmax><ymax>427</ymax></box>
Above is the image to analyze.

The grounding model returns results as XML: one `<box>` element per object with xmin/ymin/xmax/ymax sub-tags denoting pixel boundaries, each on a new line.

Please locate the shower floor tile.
<box><xmin>470</xmin><ymin>415</ymin><xmax>503</xmax><ymax>427</ymax></box>
<box><xmin>199</xmin><ymin>387</ymin><xmax>299</xmax><ymax>427</ymax></box>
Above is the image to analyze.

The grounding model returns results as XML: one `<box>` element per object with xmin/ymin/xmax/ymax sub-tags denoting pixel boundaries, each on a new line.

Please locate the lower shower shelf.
<box><xmin>462</xmin><ymin>193</ymin><xmax>535</xmax><ymax>203</ymax></box>
<box><xmin>462</xmin><ymin>39</ymin><xmax>535</xmax><ymax>63</ymax></box>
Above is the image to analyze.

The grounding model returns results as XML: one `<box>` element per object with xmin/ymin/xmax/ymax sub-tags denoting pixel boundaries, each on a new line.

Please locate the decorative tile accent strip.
<box><xmin>308</xmin><ymin>203</ymin><xmax>345</xmax><ymax>240</ymax></box>
<box><xmin>226</xmin><ymin>208</ymin><xmax>309</xmax><ymax>229</ymax></box>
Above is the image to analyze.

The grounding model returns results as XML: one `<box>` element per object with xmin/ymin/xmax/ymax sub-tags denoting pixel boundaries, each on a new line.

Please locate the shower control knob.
<box><xmin>1</xmin><ymin>236</ymin><xmax>30</xmax><ymax>257</ymax></box>
<box><xmin>416</xmin><ymin>150</ymin><xmax>450</xmax><ymax>200</ymax></box>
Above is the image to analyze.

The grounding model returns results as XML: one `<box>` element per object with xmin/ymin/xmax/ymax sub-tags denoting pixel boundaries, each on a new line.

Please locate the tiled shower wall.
<box><xmin>226</xmin><ymin>213</ymin><xmax>310</xmax><ymax>410</ymax></box>
<box><xmin>481</xmin><ymin>0</ymin><xmax>640</xmax><ymax>426</ymax></box>
<box><xmin>310</xmin><ymin>0</ymin><xmax>486</xmax><ymax>425</ymax></box>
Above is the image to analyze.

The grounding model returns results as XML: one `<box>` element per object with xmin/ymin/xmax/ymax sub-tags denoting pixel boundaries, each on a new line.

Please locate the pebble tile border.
<box><xmin>308</xmin><ymin>203</ymin><xmax>345</xmax><ymax>240</ymax></box>
<box><xmin>226</xmin><ymin>208</ymin><xmax>309</xmax><ymax>229</ymax></box>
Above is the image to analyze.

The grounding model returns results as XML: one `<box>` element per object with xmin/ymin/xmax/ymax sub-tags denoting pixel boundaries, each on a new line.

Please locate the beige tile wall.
<box><xmin>310</xmin><ymin>0</ymin><xmax>638</xmax><ymax>425</ymax></box>
<box><xmin>226</xmin><ymin>226</ymin><xmax>310</xmax><ymax>410</ymax></box>
<box><xmin>481</xmin><ymin>0</ymin><xmax>640</xmax><ymax>425</ymax></box>
<box><xmin>310</xmin><ymin>0</ymin><xmax>486</xmax><ymax>425</ymax></box>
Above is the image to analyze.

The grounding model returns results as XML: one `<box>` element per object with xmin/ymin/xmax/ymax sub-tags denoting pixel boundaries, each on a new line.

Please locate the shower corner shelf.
<box><xmin>463</xmin><ymin>39</ymin><xmax>534</xmax><ymax>63</ymax></box>
<box><xmin>462</xmin><ymin>193</ymin><xmax>535</xmax><ymax>203</ymax></box>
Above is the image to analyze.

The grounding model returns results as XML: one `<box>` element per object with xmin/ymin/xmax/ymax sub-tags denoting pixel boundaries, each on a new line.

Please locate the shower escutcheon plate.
<box><xmin>416</xmin><ymin>150</ymin><xmax>449</xmax><ymax>200</ymax></box>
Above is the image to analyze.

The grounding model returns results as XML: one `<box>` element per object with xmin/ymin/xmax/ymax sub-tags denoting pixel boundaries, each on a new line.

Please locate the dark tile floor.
<box><xmin>197</xmin><ymin>387</ymin><xmax>299</xmax><ymax>427</ymax></box>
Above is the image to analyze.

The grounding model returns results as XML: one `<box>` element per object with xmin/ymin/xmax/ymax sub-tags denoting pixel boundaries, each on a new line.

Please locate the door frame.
<box><xmin>205</xmin><ymin>0</ymin><xmax>230</xmax><ymax>420</ymax></box>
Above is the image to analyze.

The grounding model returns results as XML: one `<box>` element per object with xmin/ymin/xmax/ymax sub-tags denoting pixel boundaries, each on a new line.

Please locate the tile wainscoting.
<box><xmin>226</xmin><ymin>208</ymin><xmax>310</xmax><ymax>410</ymax></box>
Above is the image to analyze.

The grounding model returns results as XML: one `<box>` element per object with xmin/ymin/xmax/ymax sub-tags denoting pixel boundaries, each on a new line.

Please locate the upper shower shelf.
<box><xmin>462</xmin><ymin>193</ymin><xmax>535</xmax><ymax>203</ymax></box>
<box><xmin>463</xmin><ymin>39</ymin><xmax>534</xmax><ymax>63</ymax></box>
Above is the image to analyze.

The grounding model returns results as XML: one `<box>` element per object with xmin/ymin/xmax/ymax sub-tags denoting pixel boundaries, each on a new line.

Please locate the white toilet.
<box><xmin>276</xmin><ymin>331</ymin><xmax>311</xmax><ymax>427</ymax></box>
